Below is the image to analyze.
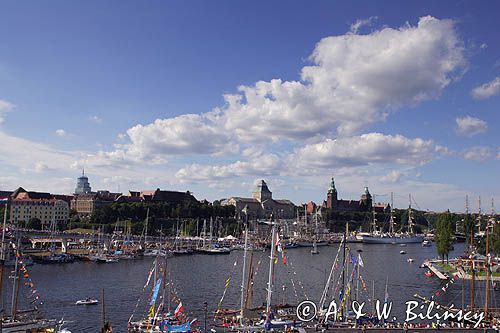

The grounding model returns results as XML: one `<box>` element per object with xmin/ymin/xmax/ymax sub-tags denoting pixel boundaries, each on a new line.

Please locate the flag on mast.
<box><xmin>174</xmin><ymin>302</ymin><xmax>184</xmax><ymax>317</ymax></box>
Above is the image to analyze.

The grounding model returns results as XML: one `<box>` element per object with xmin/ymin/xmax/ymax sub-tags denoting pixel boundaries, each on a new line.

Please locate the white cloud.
<box><xmin>176</xmin><ymin>153</ymin><xmax>282</xmax><ymax>181</ymax></box>
<box><xmin>471</xmin><ymin>77</ymin><xmax>500</xmax><ymax>99</ymax></box>
<box><xmin>462</xmin><ymin>146</ymin><xmax>492</xmax><ymax>162</ymax></box>
<box><xmin>350</xmin><ymin>16</ymin><xmax>378</xmax><ymax>34</ymax></box>
<box><xmin>291</xmin><ymin>133</ymin><xmax>437</xmax><ymax>170</ymax></box>
<box><xmin>123</xmin><ymin>115</ymin><xmax>234</xmax><ymax>158</ymax></box>
<box><xmin>108</xmin><ymin>16</ymin><xmax>465</xmax><ymax>160</ymax></box>
<box><xmin>90</xmin><ymin>115</ymin><xmax>103</xmax><ymax>124</ymax></box>
<box><xmin>455</xmin><ymin>116</ymin><xmax>488</xmax><ymax>137</ymax></box>
<box><xmin>381</xmin><ymin>170</ymin><xmax>403</xmax><ymax>183</ymax></box>
<box><xmin>55</xmin><ymin>129</ymin><xmax>67</xmax><ymax>137</ymax></box>
<box><xmin>0</xmin><ymin>99</ymin><xmax>15</xmax><ymax>124</ymax></box>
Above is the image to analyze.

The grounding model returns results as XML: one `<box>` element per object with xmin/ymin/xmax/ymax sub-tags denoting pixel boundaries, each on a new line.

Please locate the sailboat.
<box><xmin>195</xmin><ymin>218</ymin><xmax>230</xmax><ymax>255</ymax></box>
<box><xmin>0</xmin><ymin>199</ymin><xmax>66</xmax><ymax>332</ymax></box>
<box><xmin>360</xmin><ymin>194</ymin><xmax>424</xmax><ymax>244</ymax></box>
<box><xmin>214</xmin><ymin>218</ymin><xmax>297</xmax><ymax>332</ymax></box>
<box><xmin>128</xmin><ymin>246</ymin><xmax>197</xmax><ymax>332</ymax></box>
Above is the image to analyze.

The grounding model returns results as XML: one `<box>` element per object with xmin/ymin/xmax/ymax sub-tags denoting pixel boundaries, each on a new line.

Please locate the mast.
<box><xmin>202</xmin><ymin>219</ymin><xmax>207</xmax><ymax>248</ymax></box>
<box><xmin>484</xmin><ymin>199</ymin><xmax>494</xmax><ymax>319</ymax></box>
<box><xmin>484</xmin><ymin>216</ymin><xmax>491</xmax><ymax>318</ymax></box>
<box><xmin>160</xmin><ymin>240</ymin><xmax>168</xmax><ymax>315</ymax></box>
<box><xmin>408</xmin><ymin>194</ymin><xmax>414</xmax><ymax>234</ymax></box>
<box><xmin>240</xmin><ymin>206</ymin><xmax>249</xmax><ymax>321</ymax></box>
<box><xmin>470</xmin><ymin>225</ymin><xmax>475</xmax><ymax>310</ymax></box>
<box><xmin>0</xmin><ymin>198</ymin><xmax>7</xmax><ymax>329</ymax></box>
<box><xmin>341</xmin><ymin>228</ymin><xmax>347</xmax><ymax>320</ymax></box>
<box><xmin>371</xmin><ymin>209</ymin><xmax>377</xmax><ymax>234</ymax></box>
<box><xmin>10</xmin><ymin>234</ymin><xmax>21</xmax><ymax>320</ymax></box>
<box><xmin>245</xmin><ymin>252</ymin><xmax>254</xmax><ymax>310</ymax></box>
<box><xmin>144</xmin><ymin>208</ymin><xmax>149</xmax><ymax>247</ymax></box>
<box><xmin>389</xmin><ymin>192</ymin><xmax>394</xmax><ymax>234</ymax></box>
<box><xmin>265</xmin><ymin>218</ymin><xmax>276</xmax><ymax>316</ymax></box>
<box><xmin>477</xmin><ymin>196</ymin><xmax>482</xmax><ymax>234</ymax></box>
<box><xmin>1</xmin><ymin>199</ymin><xmax>7</xmax><ymax>260</ymax></box>
<box><xmin>465</xmin><ymin>195</ymin><xmax>470</xmax><ymax>252</ymax></box>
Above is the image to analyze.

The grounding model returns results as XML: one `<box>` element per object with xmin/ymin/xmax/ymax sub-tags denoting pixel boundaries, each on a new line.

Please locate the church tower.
<box><xmin>360</xmin><ymin>186</ymin><xmax>373</xmax><ymax>211</ymax></box>
<box><xmin>326</xmin><ymin>177</ymin><xmax>338</xmax><ymax>209</ymax></box>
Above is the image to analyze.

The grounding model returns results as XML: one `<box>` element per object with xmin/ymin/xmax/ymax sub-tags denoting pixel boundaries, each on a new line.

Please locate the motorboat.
<box><xmin>407</xmin><ymin>258</ymin><xmax>414</xmax><ymax>263</ymax></box>
<box><xmin>400</xmin><ymin>250</ymin><xmax>406</xmax><ymax>254</ymax></box>
<box><xmin>75</xmin><ymin>298</ymin><xmax>99</xmax><ymax>305</ymax></box>
<box><xmin>422</xmin><ymin>240</ymin><xmax>432</xmax><ymax>247</ymax></box>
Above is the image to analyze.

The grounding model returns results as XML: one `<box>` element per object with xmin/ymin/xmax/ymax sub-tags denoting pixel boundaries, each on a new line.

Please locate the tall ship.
<box><xmin>358</xmin><ymin>194</ymin><xmax>424</xmax><ymax>244</ymax></box>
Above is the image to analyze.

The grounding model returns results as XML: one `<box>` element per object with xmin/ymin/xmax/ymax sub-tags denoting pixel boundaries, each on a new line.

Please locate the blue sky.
<box><xmin>0</xmin><ymin>0</ymin><xmax>498</xmax><ymax>212</ymax></box>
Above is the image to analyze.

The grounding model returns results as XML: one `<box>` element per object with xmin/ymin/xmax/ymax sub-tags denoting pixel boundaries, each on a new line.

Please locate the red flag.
<box><xmin>174</xmin><ymin>302</ymin><xmax>183</xmax><ymax>317</ymax></box>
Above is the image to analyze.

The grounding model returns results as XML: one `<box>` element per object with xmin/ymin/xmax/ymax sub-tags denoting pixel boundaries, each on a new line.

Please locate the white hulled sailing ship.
<box><xmin>358</xmin><ymin>194</ymin><xmax>424</xmax><ymax>244</ymax></box>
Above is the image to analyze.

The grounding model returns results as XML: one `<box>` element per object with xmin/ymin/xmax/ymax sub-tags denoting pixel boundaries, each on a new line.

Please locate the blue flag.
<box><xmin>150</xmin><ymin>278</ymin><xmax>162</xmax><ymax>305</ymax></box>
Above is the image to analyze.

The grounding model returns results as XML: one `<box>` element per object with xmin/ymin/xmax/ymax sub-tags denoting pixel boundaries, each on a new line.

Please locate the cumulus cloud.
<box><xmin>471</xmin><ymin>77</ymin><xmax>500</xmax><ymax>99</ymax></box>
<box><xmin>462</xmin><ymin>146</ymin><xmax>492</xmax><ymax>162</ymax></box>
<box><xmin>55</xmin><ymin>129</ymin><xmax>67</xmax><ymax>137</ymax></box>
<box><xmin>176</xmin><ymin>153</ymin><xmax>282</xmax><ymax>181</ymax></box>
<box><xmin>291</xmin><ymin>133</ymin><xmax>437</xmax><ymax>169</ymax></box>
<box><xmin>0</xmin><ymin>99</ymin><xmax>15</xmax><ymax>123</ymax></box>
<box><xmin>124</xmin><ymin>115</ymin><xmax>234</xmax><ymax>158</ymax></box>
<box><xmin>455</xmin><ymin>116</ymin><xmax>488</xmax><ymax>137</ymax></box>
<box><xmin>109</xmin><ymin>16</ymin><xmax>465</xmax><ymax>161</ymax></box>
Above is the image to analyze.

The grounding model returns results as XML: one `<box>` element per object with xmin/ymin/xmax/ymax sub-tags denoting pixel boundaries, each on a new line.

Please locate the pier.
<box><xmin>423</xmin><ymin>260</ymin><xmax>449</xmax><ymax>280</ymax></box>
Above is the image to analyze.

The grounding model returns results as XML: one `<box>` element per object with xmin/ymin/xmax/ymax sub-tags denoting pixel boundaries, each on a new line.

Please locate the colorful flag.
<box><xmin>358</xmin><ymin>254</ymin><xmax>364</xmax><ymax>267</ymax></box>
<box><xmin>174</xmin><ymin>302</ymin><xmax>183</xmax><ymax>317</ymax></box>
<box><xmin>149</xmin><ymin>278</ymin><xmax>162</xmax><ymax>305</ymax></box>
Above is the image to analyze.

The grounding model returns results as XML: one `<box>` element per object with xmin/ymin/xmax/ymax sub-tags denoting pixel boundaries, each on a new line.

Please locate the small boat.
<box><xmin>75</xmin><ymin>298</ymin><xmax>99</xmax><ymax>305</ymax></box>
<box><xmin>400</xmin><ymin>250</ymin><xmax>406</xmax><ymax>254</ymax></box>
<box><xmin>311</xmin><ymin>242</ymin><xmax>320</xmax><ymax>254</ymax></box>
<box><xmin>424</xmin><ymin>271</ymin><xmax>433</xmax><ymax>277</ymax></box>
<box><xmin>400</xmin><ymin>243</ymin><xmax>407</xmax><ymax>247</ymax></box>
<box><xmin>422</xmin><ymin>240</ymin><xmax>431</xmax><ymax>247</ymax></box>
<box><xmin>407</xmin><ymin>258</ymin><xmax>414</xmax><ymax>262</ymax></box>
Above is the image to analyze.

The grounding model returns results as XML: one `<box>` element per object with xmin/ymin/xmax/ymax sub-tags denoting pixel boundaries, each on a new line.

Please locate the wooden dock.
<box><xmin>423</xmin><ymin>260</ymin><xmax>449</xmax><ymax>280</ymax></box>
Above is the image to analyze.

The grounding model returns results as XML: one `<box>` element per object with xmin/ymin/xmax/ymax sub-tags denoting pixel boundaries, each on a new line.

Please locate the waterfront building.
<box><xmin>323</xmin><ymin>177</ymin><xmax>389</xmax><ymax>213</ymax></box>
<box><xmin>222</xmin><ymin>180</ymin><xmax>295</xmax><ymax>219</ymax></box>
<box><xmin>71</xmin><ymin>190</ymin><xmax>121</xmax><ymax>215</ymax></box>
<box><xmin>9</xmin><ymin>187</ymin><xmax>69</xmax><ymax>228</ymax></box>
<box><xmin>115</xmin><ymin>188</ymin><xmax>198</xmax><ymax>205</ymax></box>
<box><xmin>74</xmin><ymin>169</ymin><xmax>92</xmax><ymax>194</ymax></box>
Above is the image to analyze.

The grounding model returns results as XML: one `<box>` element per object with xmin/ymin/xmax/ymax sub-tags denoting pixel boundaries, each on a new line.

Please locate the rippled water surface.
<box><xmin>2</xmin><ymin>242</ymin><xmax>492</xmax><ymax>332</ymax></box>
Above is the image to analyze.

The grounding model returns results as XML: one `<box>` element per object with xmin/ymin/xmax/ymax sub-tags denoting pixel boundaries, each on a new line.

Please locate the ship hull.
<box><xmin>360</xmin><ymin>235</ymin><xmax>424</xmax><ymax>244</ymax></box>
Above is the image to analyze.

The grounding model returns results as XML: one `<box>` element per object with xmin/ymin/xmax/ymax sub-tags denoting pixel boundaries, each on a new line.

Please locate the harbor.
<box><xmin>0</xmin><ymin>1</ymin><xmax>499</xmax><ymax>331</ymax></box>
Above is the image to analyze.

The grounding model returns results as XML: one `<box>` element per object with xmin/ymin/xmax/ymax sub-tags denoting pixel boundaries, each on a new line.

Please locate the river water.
<box><xmin>1</xmin><ymin>242</ymin><xmax>494</xmax><ymax>332</ymax></box>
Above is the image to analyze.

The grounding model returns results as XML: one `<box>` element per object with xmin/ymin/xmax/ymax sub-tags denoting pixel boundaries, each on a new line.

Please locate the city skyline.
<box><xmin>0</xmin><ymin>1</ymin><xmax>499</xmax><ymax>212</ymax></box>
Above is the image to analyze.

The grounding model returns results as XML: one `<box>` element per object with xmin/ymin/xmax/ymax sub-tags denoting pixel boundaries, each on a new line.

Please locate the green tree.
<box><xmin>27</xmin><ymin>217</ymin><xmax>42</xmax><ymax>230</ymax></box>
<box><xmin>435</xmin><ymin>211</ymin><xmax>454</xmax><ymax>263</ymax></box>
